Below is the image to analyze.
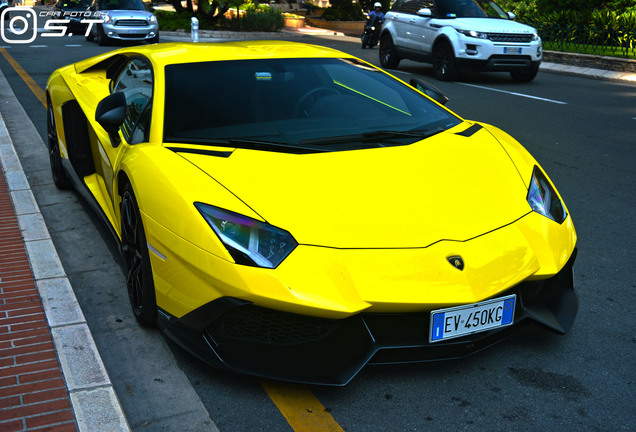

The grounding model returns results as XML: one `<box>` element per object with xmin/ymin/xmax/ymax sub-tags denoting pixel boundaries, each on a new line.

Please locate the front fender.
<box><xmin>117</xmin><ymin>145</ymin><xmax>261</xmax><ymax>262</ymax></box>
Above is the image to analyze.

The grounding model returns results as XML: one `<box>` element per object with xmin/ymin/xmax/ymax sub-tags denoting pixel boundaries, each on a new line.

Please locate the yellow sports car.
<box><xmin>46</xmin><ymin>41</ymin><xmax>577</xmax><ymax>385</ymax></box>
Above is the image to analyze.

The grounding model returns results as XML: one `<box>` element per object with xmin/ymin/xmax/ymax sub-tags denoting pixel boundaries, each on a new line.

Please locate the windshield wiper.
<box><xmin>166</xmin><ymin>137</ymin><xmax>330</xmax><ymax>154</ymax></box>
<box><xmin>301</xmin><ymin>127</ymin><xmax>445</xmax><ymax>146</ymax></box>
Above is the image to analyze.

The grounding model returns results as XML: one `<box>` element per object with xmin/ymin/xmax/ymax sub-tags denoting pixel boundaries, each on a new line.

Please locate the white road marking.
<box><xmin>458</xmin><ymin>82</ymin><xmax>568</xmax><ymax>105</ymax></box>
<box><xmin>65</xmin><ymin>44</ymin><xmax>83</xmax><ymax>47</ymax></box>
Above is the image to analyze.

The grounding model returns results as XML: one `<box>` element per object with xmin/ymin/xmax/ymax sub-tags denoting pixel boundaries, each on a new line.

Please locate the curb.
<box><xmin>0</xmin><ymin>114</ymin><xmax>131</xmax><ymax>432</ymax></box>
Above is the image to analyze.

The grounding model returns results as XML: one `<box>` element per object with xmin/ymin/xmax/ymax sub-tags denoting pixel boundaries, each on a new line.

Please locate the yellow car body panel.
<box><xmin>175</xmin><ymin>123</ymin><xmax>531</xmax><ymax>248</ymax></box>
<box><xmin>46</xmin><ymin>41</ymin><xmax>578</xmax><ymax>384</ymax></box>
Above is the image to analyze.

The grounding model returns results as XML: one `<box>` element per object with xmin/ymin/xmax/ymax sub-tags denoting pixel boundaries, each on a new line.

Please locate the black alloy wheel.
<box><xmin>96</xmin><ymin>25</ymin><xmax>108</xmax><ymax>46</ymax></box>
<box><xmin>120</xmin><ymin>184</ymin><xmax>157</xmax><ymax>326</ymax></box>
<box><xmin>433</xmin><ymin>41</ymin><xmax>459</xmax><ymax>81</ymax></box>
<box><xmin>362</xmin><ymin>32</ymin><xmax>370</xmax><ymax>49</ymax></box>
<box><xmin>47</xmin><ymin>103</ymin><xmax>71</xmax><ymax>190</ymax></box>
<box><xmin>379</xmin><ymin>34</ymin><xmax>400</xmax><ymax>69</ymax></box>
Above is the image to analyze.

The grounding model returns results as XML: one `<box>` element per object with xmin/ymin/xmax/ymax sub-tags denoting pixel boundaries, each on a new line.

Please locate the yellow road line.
<box><xmin>261</xmin><ymin>380</ymin><xmax>345</xmax><ymax>432</ymax></box>
<box><xmin>0</xmin><ymin>48</ymin><xmax>46</xmax><ymax>107</ymax></box>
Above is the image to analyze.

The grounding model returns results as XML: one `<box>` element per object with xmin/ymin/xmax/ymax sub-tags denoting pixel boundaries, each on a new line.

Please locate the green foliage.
<box><xmin>156</xmin><ymin>5</ymin><xmax>284</xmax><ymax>32</ymax></box>
<box><xmin>495</xmin><ymin>0</ymin><xmax>538</xmax><ymax>21</ymax></box>
<box><xmin>231</xmin><ymin>4</ymin><xmax>284</xmax><ymax>31</ymax></box>
<box><xmin>494</xmin><ymin>1</ymin><xmax>636</xmax><ymax>58</ymax></box>
<box><xmin>156</xmin><ymin>10</ymin><xmax>218</xmax><ymax>30</ymax></box>
<box><xmin>322</xmin><ymin>0</ymin><xmax>364</xmax><ymax>21</ymax></box>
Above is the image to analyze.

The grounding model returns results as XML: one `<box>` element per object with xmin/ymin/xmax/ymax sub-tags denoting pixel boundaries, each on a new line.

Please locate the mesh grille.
<box><xmin>487</xmin><ymin>33</ymin><xmax>534</xmax><ymax>43</ymax></box>
<box><xmin>115</xmin><ymin>19</ymin><xmax>147</xmax><ymax>26</ymax></box>
<box><xmin>207</xmin><ymin>305</ymin><xmax>341</xmax><ymax>345</ymax></box>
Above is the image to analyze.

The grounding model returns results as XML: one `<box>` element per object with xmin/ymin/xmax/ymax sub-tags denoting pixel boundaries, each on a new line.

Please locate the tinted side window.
<box><xmin>113</xmin><ymin>58</ymin><xmax>153</xmax><ymax>143</ymax></box>
<box><xmin>397</xmin><ymin>0</ymin><xmax>433</xmax><ymax>14</ymax></box>
<box><xmin>397</xmin><ymin>0</ymin><xmax>422</xmax><ymax>14</ymax></box>
<box><xmin>390</xmin><ymin>0</ymin><xmax>405</xmax><ymax>11</ymax></box>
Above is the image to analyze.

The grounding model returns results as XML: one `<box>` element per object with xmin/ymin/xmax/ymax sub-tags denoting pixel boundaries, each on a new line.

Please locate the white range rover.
<box><xmin>379</xmin><ymin>0</ymin><xmax>542</xmax><ymax>82</ymax></box>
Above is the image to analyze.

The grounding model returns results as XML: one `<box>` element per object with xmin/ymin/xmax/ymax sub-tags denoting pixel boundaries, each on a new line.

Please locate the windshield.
<box><xmin>164</xmin><ymin>58</ymin><xmax>460</xmax><ymax>152</ymax></box>
<box><xmin>98</xmin><ymin>0</ymin><xmax>145</xmax><ymax>10</ymax></box>
<box><xmin>437</xmin><ymin>0</ymin><xmax>508</xmax><ymax>19</ymax></box>
<box><xmin>57</xmin><ymin>0</ymin><xmax>91</xmax><ymax>8</ymax></box>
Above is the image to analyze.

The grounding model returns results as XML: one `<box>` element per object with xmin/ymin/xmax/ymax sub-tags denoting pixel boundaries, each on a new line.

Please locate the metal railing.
<box><xmin>531</xmin><ymin>23</ymin><xmax>636</xmax><ymax>58</ymax></box>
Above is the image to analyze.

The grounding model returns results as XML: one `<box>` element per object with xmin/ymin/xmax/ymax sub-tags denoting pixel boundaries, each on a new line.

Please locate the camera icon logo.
<box><xmin>1</xmin><ymin>7</ymin><xmax>38</xmax><ymax>44</ymax></box>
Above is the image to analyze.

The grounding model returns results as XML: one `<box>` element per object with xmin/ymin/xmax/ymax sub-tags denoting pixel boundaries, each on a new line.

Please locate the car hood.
<box><xmin>101</xmin><ymin>10</ymin><xmax>155</xmax><ymax>19</ymax></box>
<box><xmin>176</xmin><ymin>123</ymin><xmax>531</xmax><ymax>248</ymax></box>
<box><xmin>441</xmin><ymin>18</ymin><xmax>537</xmax><ymax>34</ymax></box>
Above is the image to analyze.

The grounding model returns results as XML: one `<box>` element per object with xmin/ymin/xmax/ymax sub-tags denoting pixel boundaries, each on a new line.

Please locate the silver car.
<box><xmin>86</xmin><ymin>0</ymin><xmax>158</xmax><ymax>45</ymax></box>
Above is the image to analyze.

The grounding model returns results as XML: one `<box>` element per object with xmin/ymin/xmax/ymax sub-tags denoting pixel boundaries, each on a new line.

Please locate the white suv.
<box><xmin>379</xmin><ymin>0</ymin><xmax>542</xmax><ymax>82</ymax></box>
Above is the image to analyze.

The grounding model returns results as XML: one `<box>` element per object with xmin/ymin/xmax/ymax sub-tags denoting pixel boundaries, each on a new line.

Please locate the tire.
<box><xmin>96</xmin><ymin>25</ymin><xmax>108</xmax><ymax>46</ymax></box>
<box><xmin>361</xmin><ymin>31</ymin><xmax>370</xmax><ymax>49</ymax></box>
<box><xmin>433</xmin><ymin>41</ymin><xmax>459</xmax><ymax>81</ymax></box>
<box><xmin>47</xmin><ymin>102</ymin><xmax>71</xmax><ymax>190</ymax></box>
<box><xmin>511</xmin><ymin>63</ymin><xmax>540</xmax><ymax>82</ymax></box>
<box><xmin>120</xmin><ymin>183</ymin><xmax>157</xmax><ymax>326</ymax></box>
<box><xmin>379</xmin><ymin>33</ymin><xmax>400</xmax><ymax>69</ymax></box>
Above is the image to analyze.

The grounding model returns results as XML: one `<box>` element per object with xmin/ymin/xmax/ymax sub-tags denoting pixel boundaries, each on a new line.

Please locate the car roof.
<box><xmin>75</xmin><ymin>41</ymin><xmax>352</xmax><ymax>74</ymax></box>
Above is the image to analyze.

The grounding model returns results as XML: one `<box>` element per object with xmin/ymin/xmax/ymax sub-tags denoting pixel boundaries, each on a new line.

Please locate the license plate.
<box><xmin>429</xmin><ymin>295</ymin><xmax>515</xmax><ymax>342</ymax></box>
<box><xmin>504</xmin><ymin>47</ymin><xmax>522</xmax><ymax>54</ymax></box>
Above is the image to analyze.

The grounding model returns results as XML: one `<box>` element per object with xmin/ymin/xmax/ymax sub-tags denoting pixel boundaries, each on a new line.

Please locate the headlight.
<box><xmin>102</xmin><ymin>14</ymin><xmax>112</xmax><ymax>23</ymax></box>
<box><xmin>149</xmin><ymin>15</ymin><xmax>157</xmax><ymax>24</ymax></box>
<box><xmin>527</xmin><ymin>166</ymin><xmax>566</xmax><ymax>223</ymax></box>
<box><xmin>531</xmin><ymin>32</ymin><xmax>539</xmax><ymax>41</ymax></box>
<box><xmin>457</xmin><ymin>29</ymin><xmax>488</xmax><ymax>39</ymax></box>
<box><xmin>195</xmin><ymin>203</ymin><xmax>297</xmax><ymax>268</ymax></box>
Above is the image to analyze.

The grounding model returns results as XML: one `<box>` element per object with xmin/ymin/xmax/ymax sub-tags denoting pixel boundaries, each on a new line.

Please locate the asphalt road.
<box><xmin>0</xmin><ymin>25</ymin><xmax>634</xmax><ymax>432</ymax></box>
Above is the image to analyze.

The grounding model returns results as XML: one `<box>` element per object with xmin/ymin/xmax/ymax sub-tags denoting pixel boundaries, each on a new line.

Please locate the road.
<box><xmin>0</xmin><ymin>23</ymin><xmax>634</xmax><ymax>432</ymax></box>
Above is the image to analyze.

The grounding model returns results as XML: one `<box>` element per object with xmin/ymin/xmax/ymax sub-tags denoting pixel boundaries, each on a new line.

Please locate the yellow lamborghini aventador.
<box><xmin>46</xmin><ymin>41</ymin><xmax>577</xmax><ymax>385</ymax></box>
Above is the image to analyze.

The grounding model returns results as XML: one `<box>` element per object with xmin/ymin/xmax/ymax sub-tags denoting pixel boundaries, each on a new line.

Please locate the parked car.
<box><xmin>0</xmin><ymin>0</ymin><xmax>11</xmax><ymax>20</ymax></box>
<box><xmin>46</xmin><ymin>41</ymin><xmax>577</xmax><ymax>385</ymax></box>
<box><xmin>54</xmin><ymin>0</ymin><xmax>92</xmax><ymax>31</ymax></box>
<box><xmin>380</xmin><ymin>0</ymin><xmax>542</xmax><ymax>81</ymax></box>
<box><xmin>86</xmin><ymin>0</ymin><xmax>158</xmax><ymax>45</ymax></box>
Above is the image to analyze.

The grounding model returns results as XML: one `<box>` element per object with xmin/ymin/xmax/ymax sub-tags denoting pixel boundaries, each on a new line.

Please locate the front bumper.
<box><xmin>157</xmin><ymin>250</ymin><xmax>577</xmax><ymax>386</ymax></box>
<box><xmin>457</xmin><ymin>56</ymin><xmax>541</xmax><ymax>73</ymax></box>
<box><xmin>455</xmin><ymin>36</ymin><xmax>542</xmax><ymax>72</ymax></box>
<box><xmin>101</xmin><ymin>22</ymin><xmax>158</xmax><ymax>41</ymax></box>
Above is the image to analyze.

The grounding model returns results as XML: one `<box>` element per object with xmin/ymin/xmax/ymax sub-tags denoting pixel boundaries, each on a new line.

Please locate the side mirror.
<box><xmin>507</xmin><ymin>11</ymin><xmax>516</xmax><ymax>20</ymax></box>
<box><xmin>96</xmin><ymin>91</ymin><xmax>126</xmax><ymax>147</ymax></box>
<box><xmin>409</xmin><ymin>78</ymin><xmax>449</xmax><ymax>105</ymax></box>
<box><xmin>416</xmin><ymin>8</ymin><xmax>432</xmax><ymax>17</ymax></box>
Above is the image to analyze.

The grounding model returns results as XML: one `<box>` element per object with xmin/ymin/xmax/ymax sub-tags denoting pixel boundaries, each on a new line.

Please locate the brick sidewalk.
<box><xmin>0</xmin><ymin>160</ymin><xmax>77</xmax><ymax>432</ymax></box>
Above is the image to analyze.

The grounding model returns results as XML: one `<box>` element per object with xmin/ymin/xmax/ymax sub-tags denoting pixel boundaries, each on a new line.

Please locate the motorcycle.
<box><xmin>361</xmin><ymin>15</ymin><xmax>382</xmax><ymax>49</ymax></box>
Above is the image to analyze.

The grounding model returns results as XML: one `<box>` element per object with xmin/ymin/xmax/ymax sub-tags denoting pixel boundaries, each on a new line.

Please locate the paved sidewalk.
<box><xmin>0</xmin><ymin>114</ymin><xmax>130</xmax><ymax>431</ymax></box>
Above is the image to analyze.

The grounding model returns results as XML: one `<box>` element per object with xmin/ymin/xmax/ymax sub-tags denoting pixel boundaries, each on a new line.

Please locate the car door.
<box><xmin>402</xmin><ymin>0</ymin><xmax>438</xmax><ymax>55</ymax></box>
<box><xmin>394</xmin><ymin>0</ymin><xmax>436</xmax><ymax>54</ymax></box>
<box><xmin>95</xmin><ymin>57</ymin><xmax>153</xmax><ymax>213</ymax></box>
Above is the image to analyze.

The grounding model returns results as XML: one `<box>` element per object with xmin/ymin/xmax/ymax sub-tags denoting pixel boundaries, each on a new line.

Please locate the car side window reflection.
<box><xmin>113</xmin><ymin>58</ymin><xmax>153</xmax><ymax>144</ymax></box>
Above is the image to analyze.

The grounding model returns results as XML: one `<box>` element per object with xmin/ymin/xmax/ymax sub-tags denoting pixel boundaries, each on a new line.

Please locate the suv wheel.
<box><xmin>510</xmin><ymin>63</ymin><xmax>539</xmax><ymax>82</ymax></box>
<box><xmin>379</xmin><ymin>34</ymin><xmax>400</xmax><ymax>69</ymax></box>
<box><xmin>433</xmin><ymin>41</ymin><xmax>459</xmax><ymax>81</ymax></box>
